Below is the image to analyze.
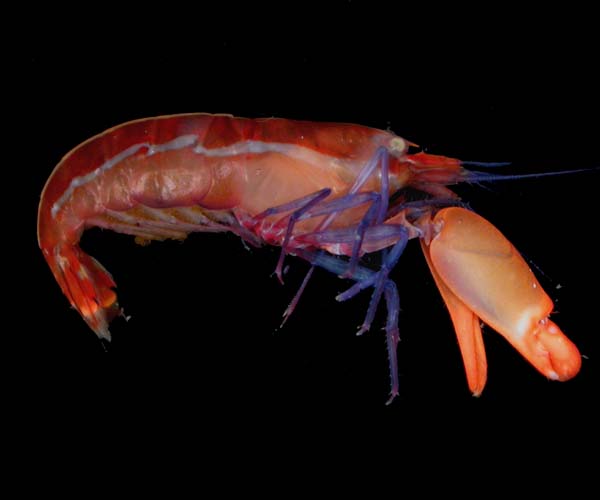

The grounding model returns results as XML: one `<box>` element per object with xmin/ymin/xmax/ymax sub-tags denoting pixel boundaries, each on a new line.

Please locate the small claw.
<box><xmin>385</xmin><ymin>390</ymin><xmax>399</xmax><ymax>406</ymax></box>
<box><xmin>356</xmin><ymin>324</ymin><xmax>369</xmax><ymax>336</ymax></box>
<box><xmin>280</xmin><ymin>266</ymin><xmax>314</xmax><ymax>327</ymax></box>
<box><xmin>274</xmin><ymin>251</ymin><xmax>286</xmax><ymax>284</ymax></box>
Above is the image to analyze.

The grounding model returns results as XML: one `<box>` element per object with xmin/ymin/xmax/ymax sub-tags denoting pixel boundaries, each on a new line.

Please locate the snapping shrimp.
<box><xmin>38</xmin><ymin>113</ymin><xmax>581</xmax><ymax>402</ymax></box>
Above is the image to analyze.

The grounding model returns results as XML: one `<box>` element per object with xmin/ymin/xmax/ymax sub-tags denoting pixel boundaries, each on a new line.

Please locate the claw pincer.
<box><xmin>421</xmin><ymin>207</ymin><xmax>581</xmax><ymax>393</ymax></box>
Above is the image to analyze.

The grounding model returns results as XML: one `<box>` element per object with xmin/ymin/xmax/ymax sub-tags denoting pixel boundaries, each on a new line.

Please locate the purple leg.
<box><xmin>254</xmin><ymin>188</ymin><xmax>332</xmax><ymax>220</ymax></box>
<box><xmin>259</xmin><ymin>146</ymin><xmax>394</xmax><ymax>321</ymax></box>
<box><xmin>343</xmin><ymin>198</ymin><xmax>381</xmax><ymax>277</ymax></box>
<box><xmin>286</xmin><ymin>223</ymin><xmax>407</xmax><ymax>337</ymax></box>
<box><xmin>281</xmin><ymin>265</ymin><xmax>314</xmax><ymax>326</ymax></box>
<box><xmin>319</xmin><ymin>146</ymin><xmax>390</xmax><ymax>231</ymax></box>
<box><xmin>292</xmin><ymin>148</ymin><xmax>390</xmax><ymax>273</ymax></box>
<box><xmin>295</xmin><ymin>192</ymin><xmax>382</xmax><ymax>276</ymax></box>
<box><xmin>386</xmin><ymin>198</ymin><xmax>466</xmax><ymax>220</ymax></box>
<box><xmin>351</xmin><ymin>228</ymin><xmax>408</xmax><ymax>336</ymax></box>
<box><xmin>254</xmin><ymin>188</ymin><xmax>331</xmax><ymax>283</ymax></box>
<box><xmin>349</xmin><ymin>147</ymin><xmax>389</xmax><ymax>197</ymax></box>
<box><xmin>329</xmin><ymin>225</ymin><xmax>407</xmax><ymax>304</ymax></box>
<box><xmin>297</xmin><ymin>223</ymin><xmax>404</xmax><ymax>248</ymax></box>
<box><xmin>318</xmin><ymin>146</ymin><xmax>390</xmax><ymax>271</ymax></box>
<box><xmin>254</xmin><ymin>190</ymin><xmax>379</xmax><ymax>326</ymax></box>
<box><xmin>276</xmin><ymin>192</ymin><xmax>380</xmax><ymax>321</ymax></box>
<box><xmin>383</xmin><ymin>281</ymin><xmax>400</xmax><ymax>404</ymax></box>
<box><xmin>294</xmin><ymin>248</ymin><xmax>403</xmax><ymax>404</ymax></box>
<box><xmin>376</xmin><ymin>148</ymin><xmax>389</xmax><ymax>224</ymax></box>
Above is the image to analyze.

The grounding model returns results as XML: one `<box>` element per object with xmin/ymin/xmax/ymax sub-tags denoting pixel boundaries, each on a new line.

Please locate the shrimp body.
<box><xmin>38</xmin><ymin>113</ymin><xmax>581</xmax><ymax>401</ymax></box>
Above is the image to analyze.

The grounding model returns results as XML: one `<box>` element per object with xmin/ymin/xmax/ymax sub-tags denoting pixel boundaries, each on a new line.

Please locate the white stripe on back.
<box><xmin>52</xmin><ymin>135</ymin><xmax>354</xmax><ymax>219</ymax></box>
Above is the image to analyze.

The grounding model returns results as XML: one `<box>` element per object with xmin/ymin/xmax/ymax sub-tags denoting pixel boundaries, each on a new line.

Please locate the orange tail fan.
<box><xmin>47</xmin><ymin>245</ymin><xmax>119</xmax><ymax>340</ymax></box>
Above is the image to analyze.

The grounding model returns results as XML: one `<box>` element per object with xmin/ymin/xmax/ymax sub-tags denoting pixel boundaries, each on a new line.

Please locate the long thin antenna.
<box><xmin>461</xmin><ymin>160</ymin><xmax>512</xmax><ymax>168</ymax></box>
<box><xmin>463</xmin><ymin>166</ymin><xmax>599</xmax><ymax>183</ymax></box>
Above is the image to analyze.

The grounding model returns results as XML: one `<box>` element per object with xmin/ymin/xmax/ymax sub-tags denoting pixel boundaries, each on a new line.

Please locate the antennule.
<box><xmin>463</xmin><ymin>166</ymin><xmax>599</xmax><ymax>183</ymax></box>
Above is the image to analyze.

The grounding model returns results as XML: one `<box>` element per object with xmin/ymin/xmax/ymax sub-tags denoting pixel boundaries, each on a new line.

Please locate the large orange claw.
<box><xmin>421</xmin><ymin>207</ymin><xmax>581</xmax><ymax>394</ymax></box>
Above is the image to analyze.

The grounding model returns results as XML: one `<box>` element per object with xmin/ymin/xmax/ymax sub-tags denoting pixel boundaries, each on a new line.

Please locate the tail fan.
<box><xmin>49</xmin><ymin>245</ymin><xmax>118</xmax><ymax>340</ymax></box>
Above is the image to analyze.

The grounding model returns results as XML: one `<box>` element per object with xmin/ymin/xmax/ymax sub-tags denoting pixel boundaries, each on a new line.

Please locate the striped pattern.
<box><xmin>51</xmin><ymin>136</ymin><xmax>359</xmax><ymax>221</ymax></box>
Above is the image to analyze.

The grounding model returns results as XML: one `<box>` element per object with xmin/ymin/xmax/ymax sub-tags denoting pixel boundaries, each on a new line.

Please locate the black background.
<box><xmin>17</xmin><ymin>1</ymin><xmax>599</xmax><ymax>478</ymax></box>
